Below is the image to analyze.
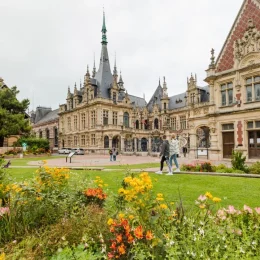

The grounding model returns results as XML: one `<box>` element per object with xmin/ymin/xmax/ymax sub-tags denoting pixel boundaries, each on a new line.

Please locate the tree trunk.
<box><xmin>0</xmin><ymin>136</ymin><xmax>4</xmax><ymax>147</ymax></box>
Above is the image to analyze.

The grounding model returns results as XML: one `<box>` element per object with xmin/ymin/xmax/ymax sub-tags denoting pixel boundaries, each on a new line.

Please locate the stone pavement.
<box><xmin>26</xmin><ymin>154</ymin><xmax>230</xmax><ymax>168</ymax></box>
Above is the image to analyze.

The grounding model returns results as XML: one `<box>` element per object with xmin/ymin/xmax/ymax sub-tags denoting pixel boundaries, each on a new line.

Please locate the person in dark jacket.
<box><xmin>155</xmin><ymin>135</ymin><xmax>171</xmax><ymax>174</ymax></box>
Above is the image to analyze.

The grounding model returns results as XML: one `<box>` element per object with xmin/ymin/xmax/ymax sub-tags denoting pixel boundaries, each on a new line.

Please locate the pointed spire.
<box><xmin>209</xmin><ymin>48</ymin><xmax>215</xmax><ymax>69</ymax></box>
<box><xmin>101</xmin><ymin>10</ymin><xmax>108</xmax><ymax>45</ymax></box>
<box><xmin>118</xmin><ymin>70</ymin><xmax>125</xmax><ymax>92</ymax></box>
<box><xmin>162</xmin><ymin>76</ymin><xmax>168</xmax><ymax>97</ymax></box>
<box><xmin>86</xmin><ymin>65</ymin><xmax>90</xmax><ymax>77</ymax></box>
<box><xmin>158</xmin><ymin>77</ymin><xmax>161</xmax><ymax>87</ymax></box>
<box><xmin>92</xmin><ymin>55</ymin><xmax>96</xmax><ymax>78</ymax></box>
<box><xmin>113</xmin><ymin>52</ymin><xmax>118</xmax><ymax>77</ymax></box>
<box><xmin>80</xmin><ymin>79</ymin><xmax>82</xmax><ymax>89</ymax></box>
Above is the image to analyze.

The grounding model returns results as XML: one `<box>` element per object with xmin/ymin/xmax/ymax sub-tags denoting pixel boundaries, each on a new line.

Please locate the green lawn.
<box><xmin>7</xmin><ymin>156</ymin><xmax>65</xmax><ymax>166</ymax></box>
<box><xmin>7</xmin><ymin>167</ymin><xmax>260</xmax><ymax>209</ymax></box>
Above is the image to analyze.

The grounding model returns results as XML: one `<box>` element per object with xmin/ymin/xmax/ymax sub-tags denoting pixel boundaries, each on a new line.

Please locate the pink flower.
<box><xmin>226</xmin><ymin>205</ymin><xmax>237</xmax><ymax>215</ymax></box>
<box><xmin>217</xmin><ymin>209</ymin><xmax>226</xmax><ymax>220</ymax></box>
<box><xmin>254</xmin><ymin>207</ymin><xmax>260</xmax><ymax>214</ymax></box>
<box><xmin>243</xmin><ymin>205</ymin><xmax>253</xmax><ymax>214</ymax></box>
<box><xmin>0</xmin><ymin>207</ymin><xmax>10</xmax><ymax>217</ymax></box>
<box><xmin>197</xmin><ymin>195</ymin><xmax>207</xmax><ymax>202</ymax></box>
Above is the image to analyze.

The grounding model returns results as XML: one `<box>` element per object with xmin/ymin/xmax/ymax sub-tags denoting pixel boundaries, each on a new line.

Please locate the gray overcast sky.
<box><xmin>0</xmin><ymin>0</ymin><xmax>244</xmax><ymax>110</ymax></box>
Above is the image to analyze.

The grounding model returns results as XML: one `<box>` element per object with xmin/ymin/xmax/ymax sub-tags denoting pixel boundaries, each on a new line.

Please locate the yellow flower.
<box><xmin>199</xmin><ymin>204</ymin><xmax>206</xmax><ymax>209</ymax></box>
<box><xmin>160</xmin><ymin>204</ymin><xmax>168</xmax><ymax>209</ymax></box>
<box><xmin>128</xmin><ymin>215</ymin><xmax>134</xmax><ymax>220</ymax></box>
<box><xmin>156</xmin><ymin>197</ymin><xmax>164</xmax><ymax>201</ymax></box>
<box><xmin>36</xmin><ymin>197</ymin><xmax>43</xmax><ymax>201</ymax></box>
<box><xmin>205</xmin><ymin>192</ymin><xmax>213</xmax><ymax>199</ymax></box>
<box><xmin>212</xmin><ymin>197</ymin><xmax>221</xmax><ymax>203</ymax></box>
<box><xmin>170</xmin><ymin>202</ymin><xmax>175</xmax><ymax>205</ymax></box>
<box><xmin>157</xmin><ymin>193</ymin><xmax>163</xmax><ymax>197</ymax></box>
<box><xmin>42</xmin><ymin>160</ymin><xmax>47</xmax><ymax>164</ymax></box>
<box><xmin>107</xmin><ymin>218</ymin><xmax>114</xmax><ymax>225</ymax></box>
<box><xmin>0</xmin><ymin>252</ymin><xmax>5</xmax><ymax>260</ymax></box>
<box><xmin>118</xmin><ymin>213</ymin><xmax>125</xmax><ymax>219</ymax></box>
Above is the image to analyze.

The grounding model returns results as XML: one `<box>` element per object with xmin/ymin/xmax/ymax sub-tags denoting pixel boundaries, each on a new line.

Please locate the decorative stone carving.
<box><xmin>194</xmin><ymin>109</ymin><xmax>200</xmax><ymax>115</ymax></box>
<box><xmin>234</xmin><ymin>19</ymin><xmax>260</xmax><ymax>62</ymax></box>
<box><xmin>204</xmin><ymin>108</ymin><xmax>209</xmax><ymax>114</ymax></box>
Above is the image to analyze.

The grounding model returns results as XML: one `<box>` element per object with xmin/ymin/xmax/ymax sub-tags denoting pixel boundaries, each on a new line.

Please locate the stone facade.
<box><xmin>44</xmin><ymin>0</ymin><xmax>260</xmax><ymax>161</ymax></box>
<box><xmin>31</xmin><ymin>107</ymin><xmax>59</xmax><ymax>150</ymax></box>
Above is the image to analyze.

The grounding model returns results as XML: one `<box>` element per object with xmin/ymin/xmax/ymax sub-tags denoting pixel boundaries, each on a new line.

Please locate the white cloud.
<box><xmin>0</xmin><ymin>0</ymin><xmax>244</xmax><ymax>109</ymax></box>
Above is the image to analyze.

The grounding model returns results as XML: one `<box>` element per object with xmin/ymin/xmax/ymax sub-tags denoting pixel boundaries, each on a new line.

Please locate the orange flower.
<box><xmin>146</xmin><ymin>230</ymin><xmax>153</xmax><ymax>240</ymax></box>
<box><xmin>116</xmin><ymin>234</ymin><xmax>123</xmax><ymax>243</ymax></box>
<box><xmin>110</xmin><ymin>241</ymin><xmax>117</xmax><ymax>250</ymax></box>
<box><xmin>127</xmin><ymin>234</ymin><xmax>134</xmax><ymax>243</ymax></box>
<box><xmin>134</xmin><ymin>225</ymin><xmax>143</xmax><ymax>239</ymax></box>
<box><xmin>117</xmin><ymin>243</ymin><xmax>126</xmax><ymax>255</ymax></box>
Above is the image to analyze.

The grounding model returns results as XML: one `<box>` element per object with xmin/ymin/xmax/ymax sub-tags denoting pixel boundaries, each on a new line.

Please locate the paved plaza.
<box><xmin>26</xmin><ymin>154</ymin><xmax>231</xmax><ymax>170</ymax></box>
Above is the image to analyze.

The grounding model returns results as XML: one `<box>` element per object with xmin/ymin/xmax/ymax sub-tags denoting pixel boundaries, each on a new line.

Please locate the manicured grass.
<box><xmin>7</xmin><ymin>167</ymin><xmax>260</xmax><ymax>209</ymax></box>
<box><xmin>6</xmin><ymin>156</ymin><xmax>65</xmax><ymax>166</ymax></box>
<box><xmin>102</xmin><ymin>163</ymin><xmax>159</xmax><ymax>170</ymax></box>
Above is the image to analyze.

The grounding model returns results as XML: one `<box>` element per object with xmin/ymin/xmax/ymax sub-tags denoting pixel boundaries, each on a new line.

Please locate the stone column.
<box><xmin>148</xmin><ymin>136</ymin><xmax>151</xmax><ymax>153</ymax></box>
<box><xmin>109</xmin><ymin>137</ymin><xmax>112</xmax><ymax>148</ymax></box>
<box><xmin>134</xmin><ymin>137</ymin><xmax>137</xmax><ymax>152</ymax></box>
<box><xmin>210</xmin><ymin>81</ymin><xmax>214</xmax><ymax>104</ymax></box>
<box><xmin>121</xmin><ymin>137</ymin><xmax>125</xmax><ymax>152</ymax></box>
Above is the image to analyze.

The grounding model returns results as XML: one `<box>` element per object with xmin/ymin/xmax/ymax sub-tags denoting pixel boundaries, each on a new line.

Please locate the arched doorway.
<box><xmin>112</xmin><ymin>135</ymin><xmax>121</xmax><ymax>150</ymax></box>
<box><xmin>141</xmin><ymin>138</ymin><xmax>148</xmax><ymax>152</ymax></box>
<box><xmin>196</xmin><ymin>126</ymin><xmax>210</xmax><ymax>148</ymax></box>
<box><xmin>151</xmin><ymin>136</ymin><xmax>162</xmax><ymax>152</ymax></box>
<box><xmin>104</xmin><ymin>136</ymin><xmax>109</xmax><ymax>148</ymax></box>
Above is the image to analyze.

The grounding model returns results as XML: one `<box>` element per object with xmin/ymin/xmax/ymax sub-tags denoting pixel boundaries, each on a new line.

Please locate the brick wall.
<box><xmin>217</xmin><ymin>0</ymin><xmax>260</xmax><ymax>72</ymax></box>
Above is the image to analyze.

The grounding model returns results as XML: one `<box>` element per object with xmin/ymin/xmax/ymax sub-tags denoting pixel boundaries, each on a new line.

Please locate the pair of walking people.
<box><xmin>155</xmin><ymin>134</ymin><xmax>180</xmax><ymax>175</ymax></box>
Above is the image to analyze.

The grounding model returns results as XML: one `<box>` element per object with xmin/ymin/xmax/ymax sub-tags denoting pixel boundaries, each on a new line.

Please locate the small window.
<box><xmin>246</xmin><ymin>78</ymin><xmax>252</xmax><ymax>84</ymax></box>
<box><xmin>255</xmin><ymin>121</ymin><xmax>260</xmax><ymax>128</ymax></box>
<box><xmin>254</xmin><ymin>76</ymin><xmax>260</xmax><ymax>82</ymax></box>
<box><xmin>222</xmin><ymin>124</ymin><xmax>234</xmax><ymax>130</ymax></box>
<box><xmin>247</xmin><ymin>122</ymin><xmax>253</xmax><ymax>129</ymax></box>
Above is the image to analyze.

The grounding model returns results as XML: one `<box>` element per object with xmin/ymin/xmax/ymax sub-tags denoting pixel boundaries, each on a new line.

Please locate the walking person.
<box><xmin>155</xmin><ymin>135</ymin><xmax>171</xmax><ymax>174</ymax></box>
<box><xmin>168</xmin><ymin>134</ymin><xmax>180</xmax><ymax>174</ymax></box>
<box><xmin>112</xmin><ymin>147</ymin><xmax>117</xmax><ymax>161</ymax></box>
<box><xmin>109</xmin><ymin>149</ymin><xmax>113</xmax><ymax>161</ymax></box>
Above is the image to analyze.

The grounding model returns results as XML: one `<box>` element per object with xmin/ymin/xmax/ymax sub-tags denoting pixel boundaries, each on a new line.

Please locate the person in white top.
<box><xmin>167</xmin><ymin>134</ymin><xmax>180</xmax><ymax>175</ymax></box>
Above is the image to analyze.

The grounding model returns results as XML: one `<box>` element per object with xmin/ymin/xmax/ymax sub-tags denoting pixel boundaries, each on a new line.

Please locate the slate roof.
<box><xmin>147</xmin><ymin>85</ymin><xmax>163</xmax><ymax>112</ymax></box>
<box><xmin>34</xmin><ymin>109</ymin><xmax>59</xmax><ymax>125</ymax></box>
<box><xmin>129</xmin><ymin>94</ymin><xmax>147</xmax><ymax>107</ymax></box>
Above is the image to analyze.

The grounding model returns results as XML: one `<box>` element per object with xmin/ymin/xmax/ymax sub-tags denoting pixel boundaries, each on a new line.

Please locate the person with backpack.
<box><xmin>168</xmin><ymin>133</ymin><xmax>180</xmax><ymax>174</ymax></box>
<box><xmin>155</xmin><ymin>135</ymin><xmax>171</xmax><ymax>175</ymax></box>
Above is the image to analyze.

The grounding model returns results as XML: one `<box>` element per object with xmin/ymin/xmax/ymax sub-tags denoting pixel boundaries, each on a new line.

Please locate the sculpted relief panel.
<box><xmin>234</xmin><ymin>19</ymin><xmax>260</xmax><ymax>68</ymax></box>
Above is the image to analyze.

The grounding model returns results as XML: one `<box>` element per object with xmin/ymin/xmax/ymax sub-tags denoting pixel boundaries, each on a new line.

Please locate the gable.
<box><xmin>216</xmin><ymin>0</ymin><xmax>260</xmax><ymax>73</ymax></box>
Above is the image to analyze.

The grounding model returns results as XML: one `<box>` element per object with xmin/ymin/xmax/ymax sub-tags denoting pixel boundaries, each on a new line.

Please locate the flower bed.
<box><xmin>0</xmin><ymin>160</ymin><xmax>260</xmax><ymax>259</ymax></box>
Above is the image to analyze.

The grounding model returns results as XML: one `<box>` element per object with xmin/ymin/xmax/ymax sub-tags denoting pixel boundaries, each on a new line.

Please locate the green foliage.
<box><xmin>181</xmin><ymin>162</ymin><xmax>215</xmax><ymax>172</ymax></box>
<box><xmin>15</xmin><ymin>137</ymin><xmax>50</xmax><ymax>152</ymax></box>
<box><xmin>249</xmin><ymin>161</ymin><xmax>260</xmax><ymax>174</ymax></box>
<box><xmin>231</xmin><ymin>150</ymin><xmax>248</xmax><ymax>172</ymax></box>
<box><xmin>0</xmin><ymin>86</ymin><xmax>30</xmax><ymax>146</ymax></box>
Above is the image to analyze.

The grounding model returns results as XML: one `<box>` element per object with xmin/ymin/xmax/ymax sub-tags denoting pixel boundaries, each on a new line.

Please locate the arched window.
<box><xmin>104</xmin><ymin>136</ymin><xmax>109</xmax><ymax>148</ymax></box>
<box><xmin>123</xmin><ymin>112</ymin><xmax>129</xmax><ymax>128</ymax></box>
<box><xmin>136</xmin><ymin>120</ymin><xmax>139</xmax><ymax>129</ymax></box>
<box><xmin>39</xmin><ymin>130</ymin><xmax>42</xmax><ymax>138</ymax></box>
<box><xmin>144</xmin><ymin>119</ymin><xmax>149</xmax><ymax>130</ymax></box>
<box><xmin>54</xmin><ymin>127</ymin><xmax>58</xmax><ymax>147</ymax></box>
<box><xmin>46</xmin><ymin>129</ymin><xmax>50</xmax><ymax>140</ymax></box>
<box><xmin>154</xmin><ymin>118</ymin><xmax>159</xmax><ymax>129</ymax></box>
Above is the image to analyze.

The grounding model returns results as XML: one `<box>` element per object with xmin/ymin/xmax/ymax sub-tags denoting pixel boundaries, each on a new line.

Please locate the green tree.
<box><xmin>0</xmin><ymin>86</ymin><xmax>31</xmax><ymax>147</ymax></box>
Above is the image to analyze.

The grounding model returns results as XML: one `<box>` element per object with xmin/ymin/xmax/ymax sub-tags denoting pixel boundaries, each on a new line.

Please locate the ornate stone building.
<box><xmin>57</xmin><ymin>0</ymin><xmax>260</xmax><ymax>161</ymax></box>
<box><xmin>31</xmin><ymin>107</ymin><xmax>59</xmax><ymax>150</ymax></box>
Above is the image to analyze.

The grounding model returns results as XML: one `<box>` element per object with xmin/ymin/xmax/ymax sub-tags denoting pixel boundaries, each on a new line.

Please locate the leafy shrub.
<box><xmin>4</xmin><ymin>148</ymin><xmax>23</xmax><ymax>155</ymax></box>
<box><xmin>231</xmin><ymin>150</ymin><xmax>247</xmax><ymax>172</ymax></box>
<box><xmin>15</xmin><ymin>137</ymin><xmax>49</xmax><ymax>152</ymax></box>
<box><xmin>249</xmin><ymin>161</ymin><xmax>260</xmax><ymax>174</ymax></box>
